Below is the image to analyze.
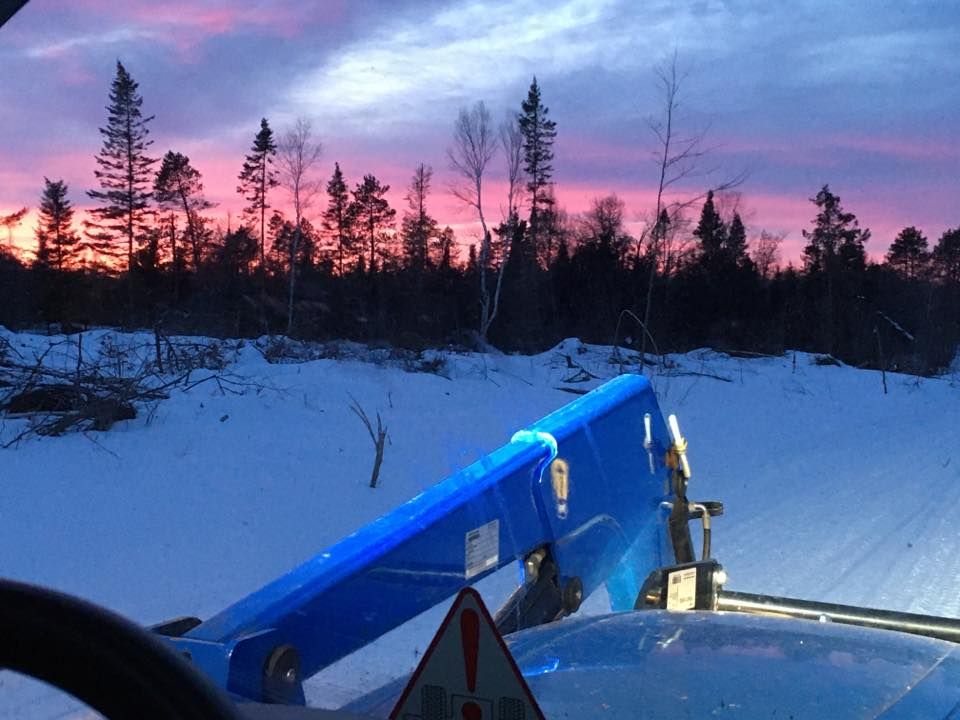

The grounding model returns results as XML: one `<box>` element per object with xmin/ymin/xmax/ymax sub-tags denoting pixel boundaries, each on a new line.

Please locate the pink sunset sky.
<box><xmin>1</xmin><ymin>0</ymin><xmax>957</xmax><ymax>265</ymax></box>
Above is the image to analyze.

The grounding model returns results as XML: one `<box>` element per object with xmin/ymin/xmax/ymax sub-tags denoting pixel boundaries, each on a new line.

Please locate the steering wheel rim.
<box><xmin>0</xmin><ymin>578</ymin><xmax>238</xmax><ymax>720</ymax></box>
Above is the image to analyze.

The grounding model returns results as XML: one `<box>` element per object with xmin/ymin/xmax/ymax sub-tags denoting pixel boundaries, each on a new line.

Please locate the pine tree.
<box><xmin>35</xmin><ymin>179</ymin><xmax>79</xmax><ymax>271</ymax></box>
<box><xmin>237</xmin><ymin>118</ymin><xmax>278</xmax><ymax>268</ymax></box>
<box><xmin>801</xmin><ymin>185</ymin><xmax>870</xmax><ymax>355</ymax></box>
<box><xmin>802</xmin><ymin>185</ymin><xmax>870</xmax><ymax>274</ymax></box>
<box><xmin>154</xmin><ymin>151</ymin><xmax>214</xmax><ymax>271</ymax></box>
<box><xmin>349</xmin><ymin>174</ymin><xmax>396</xmax><ymax>275</ymax></box>
<box><xmin>518</xmin><ymin>77</ymin><xmax>557</xmax><ymax>258</ymax></box>
<box><xmin>400</xmin><ymin>163</ymin><xmax>438</xmax><ymax>273</ymax></box>
<box><xmin>932</xmin><ymin>227</ymin><xmax>960</xmax><ymax>285</ymax></box>
<box><xmin>321</xmin><ymin>163</ymin><xmax>353</xmax><ymax>276</ymax></box>
<box><xmin>86</xmin><ymin>61</ymin><xmax>157</xmax><ymax>272</ymax></box>
<box><xmin>885</xmin><ymin>226</ymin><xmax>929</xmax><ymax>279</ymax></box>
<box><xmin>693</xmin><ymin>190</ymin><xmax>726</xmax><ymax>267</ymax></box>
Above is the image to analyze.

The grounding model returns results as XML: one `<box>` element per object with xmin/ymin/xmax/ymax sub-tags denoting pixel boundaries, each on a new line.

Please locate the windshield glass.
<box><xmin>2</xmin><ymin>1</ymin><xmax>960</xmax><ymax>718</ymax></box>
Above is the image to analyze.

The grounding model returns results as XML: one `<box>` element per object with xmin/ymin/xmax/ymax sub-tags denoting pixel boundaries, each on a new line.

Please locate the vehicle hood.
<box><xmin>349</xmin><ymin>609</ymin><xmax>960</xmax><ymax>718</ymax></box>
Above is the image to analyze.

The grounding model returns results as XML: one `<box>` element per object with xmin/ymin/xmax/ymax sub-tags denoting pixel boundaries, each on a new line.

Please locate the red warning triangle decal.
<box><xmin>390</xmin><ymin>587</ymin><xmax>545</xmax><ymax>720</ymax></box>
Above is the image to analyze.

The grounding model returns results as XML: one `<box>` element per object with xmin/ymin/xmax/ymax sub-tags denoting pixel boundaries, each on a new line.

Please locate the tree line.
<box><xmin>0</xmin><ymin>60</ymin><xmax>957</xmax><ymax>374</ymax></box>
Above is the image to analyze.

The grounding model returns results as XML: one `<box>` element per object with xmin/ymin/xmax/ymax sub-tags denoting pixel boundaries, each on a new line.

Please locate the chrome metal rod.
<box><xmin>717</xmin><ymin>590</ymin><xmax>960</xmax><ymax>644</ymax></box>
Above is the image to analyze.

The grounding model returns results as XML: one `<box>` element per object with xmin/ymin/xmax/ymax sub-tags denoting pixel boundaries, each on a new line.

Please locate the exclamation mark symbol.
<box><xmin>460</xmin><ymin>607</ymin><xmax>481</xmax><ymax>719</ymax></box>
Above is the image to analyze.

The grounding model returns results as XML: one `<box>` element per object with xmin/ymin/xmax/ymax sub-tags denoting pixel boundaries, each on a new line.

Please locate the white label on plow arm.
<box><xmin>465</xmin><ymin>520</ymin><xmax>499</xmax><ymax>579</ymax></box>
<box><xmin>667</xmin><ymin>567</ymin><xmax>698</xmax><ymax>610</ymax></box>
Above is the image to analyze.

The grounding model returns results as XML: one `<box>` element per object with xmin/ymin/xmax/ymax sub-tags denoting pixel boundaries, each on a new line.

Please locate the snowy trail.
<box><xmin>1</xmin><ymin>331</ymin><xmax>959</xmax><ymax>715</ymax></box>
<box><xmin>668</xmin><ymin>352</ymin><xmax>960</xmax><ymax>616</ymax></box>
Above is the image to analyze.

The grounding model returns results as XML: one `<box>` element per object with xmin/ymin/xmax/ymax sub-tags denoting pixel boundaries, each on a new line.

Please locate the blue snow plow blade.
<box><xmin>167</xmin><ymin>374</ymin><xmax>675</xmax><ymax>703</ymax></box>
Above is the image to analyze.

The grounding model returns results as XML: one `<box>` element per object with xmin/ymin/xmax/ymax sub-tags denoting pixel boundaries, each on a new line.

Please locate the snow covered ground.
<box><xmin>1</xmin><ymin>328</ymin><xmax>959</xmax><ymax>716</ymax></box>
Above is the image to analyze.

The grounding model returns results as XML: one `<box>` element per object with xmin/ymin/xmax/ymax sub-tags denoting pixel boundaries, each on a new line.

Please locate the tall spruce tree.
<box><xmin>518</xmin><ymin>77</ymin><xmax>557</xmax><ymax>259</ymax></box>
<box><xmin>400</xmin><ymin>163</ymin><xmax>438</xmax><ymax>273</ymax></box>
<box><xmin>35</xmin><ymin>178</ymin><xmax>79</xmax><ymax>271</ymax></box>
<box><xmin>693</xmin><ymin>190</ymin><xmax>726</xmax><ymax>267</ymax></box>
<box><xmin>321</xmin><ymin>163</ymin><xmax>353</xmax><ymax>276</ymax></box>
<box><xmin>726</xmin><ymin>212</ymin><xmax>748</xmax><ymax>267</ymax></box>
<box><xmin>86</xmin><ymin>61</ymin><xmax>156</xmax><ymax>272</ymax></box>
<box><xmin>237</xmin><ymin>118</ymin><xmax>278</xmax><ymax>268</ymax></box>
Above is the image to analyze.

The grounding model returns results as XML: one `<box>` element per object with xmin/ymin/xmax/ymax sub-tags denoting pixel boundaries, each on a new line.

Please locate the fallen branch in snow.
<box><xmin>554</xmin><ymin>387</ymin><xmax>589</xmax><ymax>395</ymax></box>
<box><xmin>560</xmin><ymin>353</ymin><xmax>602</xmax><ymax>384</ymax></box>
<box><xmin>722</xmin><ymin>349</ymin><xmax>786</xmax><ymax>360</ymax></box>
<box><xmin>876</xmin><ymin>311</ymin><xmax>915</xmax><ymax>343</ymax></box>
<box><xmin>663</xmin><ymin>370</ymin><xmax>734</xmax><ymax>383</ymax></box>
<box><xmin>348</xmin><ymin>396</ymin><xmax>388</xmax><ymax>489</ymax></box>
<box><xmin>0</xmin><ymin>334</ymin><xmax>259</xmax><ymax>446</ymax></box>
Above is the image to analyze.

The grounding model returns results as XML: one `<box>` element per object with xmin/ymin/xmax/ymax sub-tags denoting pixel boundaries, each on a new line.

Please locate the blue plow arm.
<box><xmin>167</xmin><ymin>374</ymin><xmax>676</xmax><ymax>703</ymax></box>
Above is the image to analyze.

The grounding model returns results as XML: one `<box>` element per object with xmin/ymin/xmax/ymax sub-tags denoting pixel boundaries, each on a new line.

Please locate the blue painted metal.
<box><xmin>169</xmin><ymin>374</ymin><xmax>676</xmax><ymax>702</ymax></box>
<box><xmin>347</xmin><ymin>610</ymin><xmax>960</xmax><ymax>719</ymax></box>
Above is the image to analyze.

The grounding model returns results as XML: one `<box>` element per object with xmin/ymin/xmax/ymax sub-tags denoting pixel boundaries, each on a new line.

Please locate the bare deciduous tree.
<box><xmin>277</xmin><ymin>118</ymin><xmax>323</xmax><ymax>335</ymax></box>
<box><xmin>752</xmin><ymin>229</ymin><xmax>786</xmax><ymax>279</ymax></box>
<box><xmin>500</xmin><ymin>113</ymin><xmax>524</xmax><ymax>221</ymax></box>
<box><xmin>448</xmin><ymin>101</ymin><xmax>498</xmax><ymax>344</ymax></box>
<box><xmin>468</xmin><ymin>112</ymin><xmax>526</xmax><ymax>337</ymax></box>
<box><xmin>638</xmin><ymin>52</ymin><xmax>746</xmax><ymax>372</ymax></box>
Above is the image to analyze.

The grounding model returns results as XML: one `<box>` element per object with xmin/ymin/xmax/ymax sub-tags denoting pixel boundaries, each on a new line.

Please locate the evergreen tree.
<box><xmin>35</xmin><ymin>178</ymin><xmax>79</xmax><ymax>271</ymax></box>
<box><xmin>518</xmin><ymin>77</ymin><xmax>557</xmax><ymax>259</ymax></box>
<box><xmin>154</xmin><ymin>151</ymin><xmax>213</xmax><ymax>271</ymax></box>
<box><xmin>217</xmin><ymin>226</ymin><xmax>258</xmax><ymax>278</ymax></box>
<box><xmin>802</xmin><ymin>185</ymin><xmax>870</xmax><ymax>274</ymax></box>
<box><xmin>726</xmin><ymin>212</ymin><xmax>749</xmax><ymax>267</ymax></box>
<box><xmin>693</xmin><ymin>190</ymin><xmax>726</xmax><ymax>266</ymax></box>
<box><xmin>400</xmin><ymin>163</ymin><xmax>439</xmax><ymax>273</ymax></box>
<box><xmin>801</xmin><ymin>185</ymin><xmax>870</xmax><ymax>355</ymax></box>
<box><xmin>551</xmin><ymin>234</ymin><xmax>574</xmax><ymax>331</ymax></box>
<box><xmin>86</xmin><ymin>61</ymin><xmax>157</xmax><ymax>272</ymax></box>
<box><xmin>321</xmin><ymin>163</ymin><xmax>354</xmax><ymax>276</ymax></box>
<box><xmin>433</xmin><ymin>226</ymin><xmax>455</xmax><ymax>271</ymax></box>
<box><xmin>932</xmin><ymin>227</ymin><xmax>960</xmax><ymax>285</ymax></box>
<box><xmin>237</xmin><ymin>118</ymin><xmax>278</xmax><ymax>268</ymax></box>
<box><xmin>1</xmin><ymin>207</ymin><xmax>28</xmax><ymax>248</ymax></box>
<box><xmin>495</xmin><ymin>217</ymin><xmax>542</xmax><ymax>350</ymax></box>
<box><xmin>297</xmin><ymin>218</ymin><xmax>318</xmax><ymax>271</ymax></box>
<box><xmin>267</xmin><ymin>210</ymin><xmax>288</xmax><ymax>272</ymax></box>
<box><xmin>885</xmin><ymin>226</ymin><xmax>929</xmax><ymax>279</ymax></box>
<box><xmin>349</xmin><ymin>174</ymin><xmax>396</xmax><ymax>274</ymax></box>
<box><xmin>267</xmin><ymin>217</ymin><xmax>316</xmax><ymax>275</ymax></box>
